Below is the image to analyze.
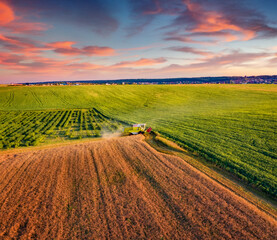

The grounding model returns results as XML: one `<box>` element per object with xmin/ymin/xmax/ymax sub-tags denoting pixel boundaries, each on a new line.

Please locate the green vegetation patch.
<box><xmin>0</xmin><ymin>108</ymin><xmax>121</xmax><ymax>149</ymax></box>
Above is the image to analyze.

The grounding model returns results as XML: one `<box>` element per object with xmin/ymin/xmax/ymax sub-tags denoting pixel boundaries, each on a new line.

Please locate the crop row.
<box><xmin>155</xmin><ymin>114</ymin><xmax>277</xmax><ymax>199</ymax></box>
<box><xmin>0</xmin><ymin>108</ymin><xmax>121</xmax><ymax>149</ymax></box>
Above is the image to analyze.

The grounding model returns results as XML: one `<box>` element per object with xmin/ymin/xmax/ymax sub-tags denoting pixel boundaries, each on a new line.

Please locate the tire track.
<box><xmin>94</xmin><ymin>143</ymin><xmax>126</xmax><ymax>239</ymax></box>
<box><xmin>30</xmin><ymin>90</ymin><xmax>43</xmax><ymax>107</ymax></box>
<box><xmin>113</xmin><ymin>139</ymin><xmax>198</xmax><ymax>238</ymax></box>
<box><xmin>50</xmin><ymin>90</ymin><xmax>77</xmax><ymax>108</ymax></box>
<box><xmin>3</xmin><ymin>91</ymin><xmax>15</xmax><ymax>107</ymax></box>
<box><xmin>109</xmin><ymin>139</ymin><xmax>188</xmax><ymax>239</ymax></box>
<box><xmin>89</xmin><ymin>146</ymin><xmax>112</xmax><ymax>239</ymax></box>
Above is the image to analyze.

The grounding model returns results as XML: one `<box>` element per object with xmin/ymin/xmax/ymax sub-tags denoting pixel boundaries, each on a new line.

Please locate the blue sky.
<box><xmin>0</xmin><ymin>0</ymin><xmax>277</xmax><ymax>83</ymax></box>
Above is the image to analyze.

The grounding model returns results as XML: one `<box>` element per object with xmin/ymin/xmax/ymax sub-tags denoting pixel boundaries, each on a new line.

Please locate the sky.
<box><xmin>0</xmin><ymin>0</ymin><xmax>277</xmax><ymax>83</ymax></box>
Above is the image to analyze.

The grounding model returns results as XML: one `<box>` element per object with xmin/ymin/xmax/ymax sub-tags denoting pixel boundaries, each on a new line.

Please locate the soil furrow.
<box><xmin>0</xmin><ymin>135</ymin><xmax>276</xmax><ymax>239</ymax></box>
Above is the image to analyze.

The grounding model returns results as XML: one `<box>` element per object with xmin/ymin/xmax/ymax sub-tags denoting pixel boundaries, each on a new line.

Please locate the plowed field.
<box><xmin>0</xmin><ymin>135</ymin><xmax>276</xmax><ymax>239</ymax></box>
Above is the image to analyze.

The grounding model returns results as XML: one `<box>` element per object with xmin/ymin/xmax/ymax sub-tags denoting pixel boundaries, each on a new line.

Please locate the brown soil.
<box><xmin>0</xmin><ymin>135</ymin><xmax>276</xmax><ymax>239</ymax></box>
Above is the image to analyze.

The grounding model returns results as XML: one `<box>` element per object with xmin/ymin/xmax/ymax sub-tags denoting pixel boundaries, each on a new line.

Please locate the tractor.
<box><xmin>123</xmin><ymin>124</ymin><xmax>152</xmax><ymax>135</ymax></box>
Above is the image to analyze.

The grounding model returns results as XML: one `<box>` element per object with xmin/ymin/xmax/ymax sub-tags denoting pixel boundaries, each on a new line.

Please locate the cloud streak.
<box><xmin>47</xmin><ymin>41</ymin><xmax>115</xmax><ymax>56</ymax></box>
<box><xmin>0</xmin><ymin>34</ymin><xmax>47</xmax><ymax>56</ymax></box>
<box><xmin>112</xmin><ymin>57</ymin><xmax>167</xmax><ymax>68</ymax></box>
<box><xmin>163</xmin><ymin>50</ymin><xmax>272</xmax><ymax>73</ymax></box>
<box><xmin>167</xmin><ymin>46</ymin><xmax>211</xmax><ymax>56</ymax></box>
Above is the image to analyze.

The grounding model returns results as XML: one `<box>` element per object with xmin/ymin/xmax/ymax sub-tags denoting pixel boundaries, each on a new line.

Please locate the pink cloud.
<box><xmin>0</xmin><ymin>34</ymin><xmax>49</xmax><ymax>56</ymax></box>
<box><xmin>182</xmin><ymin>0</ymin><xmax>256</xmax><ymax>41</ymax></box>
<box><xmin>82</xmin><ymin>46</ymin><xmax>115</xmax><ymax>56</ymax></box>
<box><xmin>0</xmin><ymin>52</ymin><xmax>25</xmax><ymax>66</ymax></box>
<box><xmin>0</xmin><ymin>36</ymin><xmax>116</xmax><ymax>66</ymax></box>
<box><xmin>48</xmin><ymin>41</ymin><xmax>115</xmax><ymax>56</ymax></box>
<box><xmin>0</xmin><ymin>50</ymin><xmax>74</xmax><ymax>73</ymax></box>
<box><xmin>0</xmin><ymin>1</ymin><xmax>15</xmax><ymax>25</ymax></box>
<box><xmin>112</xmin><ymin>57</ymin><xmax>166</xmax><ymax>68</ymax></box>
<box><xmin>48</xmin><ymin>41</ymin><xmax>76</xmax><ymax>49</ymax></box>
<box><xmin>167</xmin><ymin>46</ymin><xmax>212</xmax><ymax>56</ymax></box>
<box><xmin>65</xmin><ymin>63</ymin><xmax>102</xmax><ymax>70</ymax></box>
<box><xmin>160</xmin><ymin>0</ymin><xmax>277</xmax><ymax>44</ymax></box>
<box><xmin>0</xmin><ymin>1</ymin><xmax>50</xmax><ymax>34</ymax></box>
<box><xmin>164</xmin><ymin>35</ymin><xmax>200</xmax><ymax>43</ymax></box>
<box><xmin>5</xmin><ymin>22</ymin><xmax>50</xmax><ymax>34</ymax></box>
<box><xmin>119</xmin><ymin>43</ymin><xmax>166</xmax><ymax>52</ymax></box>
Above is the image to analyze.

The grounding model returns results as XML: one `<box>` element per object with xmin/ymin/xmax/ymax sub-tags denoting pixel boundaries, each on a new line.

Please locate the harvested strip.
<box><xmin>0</xmin><ymin>135</ymin><xmax>276</xmax><ymax>239</ymax></box>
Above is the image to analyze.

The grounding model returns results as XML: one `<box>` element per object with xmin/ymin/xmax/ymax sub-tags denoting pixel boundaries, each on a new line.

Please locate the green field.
<box><xmin>0</xmin><ymin>84</ymin><xmax>276</xmax><ymax>198</ymax></box>
<box><xmin>0</xmin><ymin>109</ymin><xmax>120</xmax><ymax>148</ymax></box>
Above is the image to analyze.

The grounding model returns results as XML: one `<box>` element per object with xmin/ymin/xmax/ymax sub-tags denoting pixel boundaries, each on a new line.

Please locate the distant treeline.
<box><xmin>22</xmin><ymin>75</ymin><xmax>277</xmax><ymax>85</ymax></box>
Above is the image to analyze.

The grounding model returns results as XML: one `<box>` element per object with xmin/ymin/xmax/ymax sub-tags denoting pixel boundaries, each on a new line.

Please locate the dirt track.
<box><xmin>0</xmin><ymin>135</ymin><xmax>276</xmax><ymax>239</ymax></box>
